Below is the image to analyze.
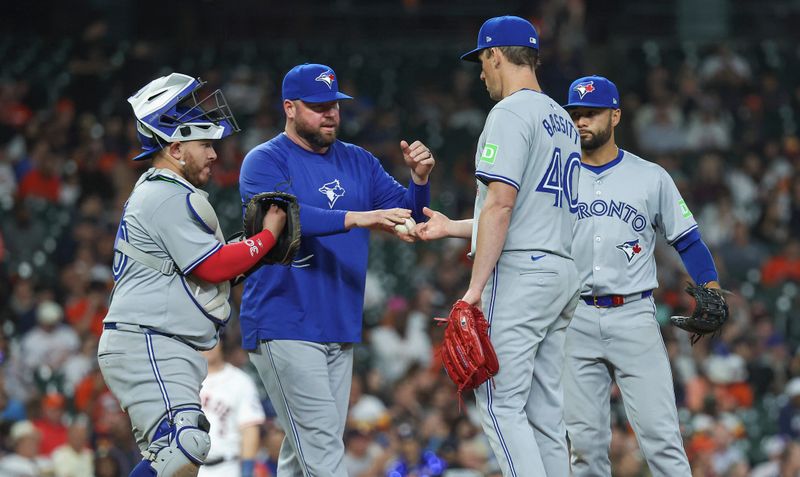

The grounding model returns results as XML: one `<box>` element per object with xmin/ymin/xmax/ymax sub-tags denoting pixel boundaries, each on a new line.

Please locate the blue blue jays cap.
<box><xmin>564</xmin><ymin>75</ymin><xmax>620</xmax><ymax>109</ymax></box>
<box><xmin>282</xmin><ymin>63</ymin><xmax>353</xmax><ymax>103</ymax></box>
<box><xmin>461</xmin><ymin>15</ymin><xmax>540</xmax><ymax>63</ymax></box>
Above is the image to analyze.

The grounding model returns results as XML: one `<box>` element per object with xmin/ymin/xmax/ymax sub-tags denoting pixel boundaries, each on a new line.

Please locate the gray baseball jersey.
<box><xmin>470</xmin><ymin>89</ymin><xmax>582</xmax><ymax>477</ymax></box>
<box><xmin>571</xmin><ymin>150</ymin><xmax>697</xmax><ymax>296</ymax></box>
<box><xmin>107</xmin><ymin>167</ymin><xmax>224</xmax><ymax>349</ymax></box>
<box><xmin>472</xmin><ymin>89</ymin><xmax>581</xmax><ymax>258</ymax></box>
<box><xmin>564</xmin><ymin>149</ymin><xmax>694</xmax><ymax>477</ymax></box>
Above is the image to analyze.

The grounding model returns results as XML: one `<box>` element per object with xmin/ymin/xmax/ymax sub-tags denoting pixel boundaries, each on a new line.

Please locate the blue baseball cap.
<box><xmin>460</xmin><ymin>15</ymin><xmax>540</xmax><ymax>63</ymax></box>
<box><xmin>282</xmin><ymin>63</ymin><xmax>353</xmax><ymax>103</ymax></box>
<box><xmin>563</xmin><ymin>75</ymin><xmax>620</xmax><ymax>109</ymax></box>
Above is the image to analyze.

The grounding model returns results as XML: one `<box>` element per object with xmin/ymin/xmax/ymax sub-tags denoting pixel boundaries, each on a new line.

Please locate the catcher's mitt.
<box><xmin>243</xmin><ymin>192</ymin><xmax>301</xmax><ymax>266</ymax></box>
<box><xmin>435</xmin><ymin>300</ymin><xmax>499</xmax><ymax>399</ymax></box>
<box><xmin>670</xmin><ymin>283</ymin><xmax>729</xmax><ymax>344</ymax></box>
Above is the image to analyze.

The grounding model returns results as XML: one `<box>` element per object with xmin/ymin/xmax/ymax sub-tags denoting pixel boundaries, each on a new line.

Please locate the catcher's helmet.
<box><xmin>128</xmin><ymin>73</ymin><xmax>239</xmax><ymax>161</ymax></box>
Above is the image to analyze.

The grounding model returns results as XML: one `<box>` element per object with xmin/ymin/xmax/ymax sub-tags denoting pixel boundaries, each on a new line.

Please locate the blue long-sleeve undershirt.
<box><xmin>673</xmin><ymin>228</ymin><xmax>718</xmax><ymax>285</ymax></box>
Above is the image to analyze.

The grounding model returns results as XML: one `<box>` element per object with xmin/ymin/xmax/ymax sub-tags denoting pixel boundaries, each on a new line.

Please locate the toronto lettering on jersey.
<box><xmin>542</xmin><ymin>113</ymin><xmax>579</xmax><ymax>145</ymax></box>
<box><xmin>575</xmin><ymin>199</ymin><xmax>648</xmax><ymax>232</ymax></box>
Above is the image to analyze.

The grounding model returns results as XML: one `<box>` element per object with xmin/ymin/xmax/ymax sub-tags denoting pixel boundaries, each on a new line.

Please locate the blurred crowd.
<box><xmin>2</xmin><ymin>2</ymin><xmax>800</xmax><ymax>476</ymax></box>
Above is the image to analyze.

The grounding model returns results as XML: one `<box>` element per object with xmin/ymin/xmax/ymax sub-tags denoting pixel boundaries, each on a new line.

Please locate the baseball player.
<box><xmin>98</xmin><ymin>72</ymin><xmax>286</xmax><ymax>477</ymax></box>
<box><xmin>198</xmin><ymin>340</ymin><xmax>265</xmax><ymax>477</ymax></box>
<box><xmin>238</xmin><ymin>63</ymin><xmax>435</xmax><ymax>476</ymax></box>
<box><xmin>561</xmin><ymin>75</ymin><xmax>721</xmax><ymax>476</ymax></box>
<box><xmin>418</xmin><ymin>16</ymin><xmax>582</xmax><ymax>477</ymax></box>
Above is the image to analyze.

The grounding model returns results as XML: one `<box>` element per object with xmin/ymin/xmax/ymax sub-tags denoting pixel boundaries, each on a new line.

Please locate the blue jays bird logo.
<box><xmin>319</xmin><ymin>179</ymin><xmax>346</xmax><ymax>208</ymax></box>
<box><xmin>616</xmin><ymin>239</ymin><xmax>643</xmax><ymax>263</ymax></box>
<box><xmin>315</xmin><ymin>71</ymin><xmax>335</xmax><ymax>89</ymax></box>
<box><xmin>574</xmin><ymin>81</ymin><xmax>596</xmax><ymax>99</ymax></box>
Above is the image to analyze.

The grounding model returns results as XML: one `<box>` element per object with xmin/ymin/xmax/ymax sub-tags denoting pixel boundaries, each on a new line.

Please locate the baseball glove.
<box><xmin>670</xmin><ymin>283</ymin><xmax>729</xmax><ymax>344</ymax></box>
<box><xmin>435</xmin><ymin>300</ymin><xmax>499</xmax><ymax>399</ymax></box>
<box><xmin>243</xmin><ymin>192</ymin><xmax>301</xmax><ymax>266</ymax></box>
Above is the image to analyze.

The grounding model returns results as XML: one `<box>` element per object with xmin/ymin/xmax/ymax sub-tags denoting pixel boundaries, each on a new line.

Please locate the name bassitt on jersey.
<box><xmin>471</xmin><ymin>89</ymin><xmax>581</xmax><ymax>258</ymax></box>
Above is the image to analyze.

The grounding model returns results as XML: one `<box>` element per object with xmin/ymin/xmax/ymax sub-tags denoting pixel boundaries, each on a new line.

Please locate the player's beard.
<box><xmin>295</xmin><ymin>116</ymin><xmax>338</xmax><ymax>149</ymax></box>
<box><xmin>181</xmin><ymin>151</ymin><xmax>210</xmax><ymax>188</ymax></box>
<box><xmin>580</xmin><ymin>116</ymin><xmax>613</xmax><ymax>151</ymax></box>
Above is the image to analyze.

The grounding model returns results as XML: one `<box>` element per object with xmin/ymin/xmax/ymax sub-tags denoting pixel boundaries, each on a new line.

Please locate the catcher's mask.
<box><xmin>128</xmin><ymin>72</ymin><xmax>240</xmax><ymax>161</ymax></box>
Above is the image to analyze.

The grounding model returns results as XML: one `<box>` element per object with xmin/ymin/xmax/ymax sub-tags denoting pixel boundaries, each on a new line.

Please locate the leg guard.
<box><xmin>131</xmin><ymin>407</ymin><xmax>211</xmax><ymax>477</ymax></box>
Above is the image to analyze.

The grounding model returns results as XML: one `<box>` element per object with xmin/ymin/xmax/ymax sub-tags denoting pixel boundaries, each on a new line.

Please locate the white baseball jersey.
<box><xmin>472</xmin><ymin>89</ymin><xmax>581</xmax><ymax>257</ymax></box>
<box><xmin>107</xmin><ymin>167</ymin><xmax>225</xmax><ymax>348</ymax></box>
<box><xmin>572</xmin><ymin>149</ymin><xmax>697</xmax><ymax>296</ymax></box>
<box><xmin>200</xmin><ymin>364</ymin><xmax>265</xmax><ymax>462</ymax></box>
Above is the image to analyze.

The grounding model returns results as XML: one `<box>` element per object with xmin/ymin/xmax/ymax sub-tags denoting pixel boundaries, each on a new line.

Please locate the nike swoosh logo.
<box><xmin>531</xmin><ymin>254</ymin><xmax>546</xmax><ymax>261</ymax></box>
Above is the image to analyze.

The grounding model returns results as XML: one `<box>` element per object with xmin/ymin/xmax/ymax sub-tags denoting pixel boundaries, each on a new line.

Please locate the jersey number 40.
<box><xmin>536</xmin><ymin>147</ymin><xmax>581</xmax><ymax>213</ymax></box>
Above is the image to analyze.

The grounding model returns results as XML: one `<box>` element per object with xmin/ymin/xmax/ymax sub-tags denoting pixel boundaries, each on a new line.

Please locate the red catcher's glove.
<box><xmin>435</xmin><ymin>300</ymin><xmax>499</xmax><ymax>399</ymax></box>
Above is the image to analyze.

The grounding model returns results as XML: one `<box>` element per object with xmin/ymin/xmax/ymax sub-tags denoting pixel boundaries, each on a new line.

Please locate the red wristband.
<box><xmin>192</xmin><ymin>230</ymin><xmax>276</xmax><ymax>283</ymax></box>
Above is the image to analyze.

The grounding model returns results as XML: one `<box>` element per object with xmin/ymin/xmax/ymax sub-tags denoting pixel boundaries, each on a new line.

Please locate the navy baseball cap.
<box><xmin>461</xmin><ymin>15</ymin><xmax>540</xmax><ymax>63</ymax></box>
<box><xmin>282</xmin><ymin>63</ymin><xmax>353</xmax><ymax>103</ymax></box>
<box><xmin>563</xmin><ymin>75</ymin><xmax>620</xmax><ymax>109</ymax></box>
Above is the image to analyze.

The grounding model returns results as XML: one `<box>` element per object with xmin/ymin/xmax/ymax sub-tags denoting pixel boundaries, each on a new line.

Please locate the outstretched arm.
<box><xmin>344</xmin><ymin>208</ymin><xmax>412</xmax><ymax>230</ymax></box>
<box><xmin>414</xmin><ymin>207</ymin><xmax>473</xmax><ymax>240</ymax></box>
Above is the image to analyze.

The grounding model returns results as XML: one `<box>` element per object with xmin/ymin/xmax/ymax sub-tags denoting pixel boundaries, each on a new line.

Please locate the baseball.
<box><xmin>394</xmin><ymin>217</ymin><xmax>416</xmax><ymax>235</ymax></box>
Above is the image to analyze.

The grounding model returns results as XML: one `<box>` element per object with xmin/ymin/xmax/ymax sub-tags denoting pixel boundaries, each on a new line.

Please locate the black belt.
<box><xmin>103</xmin><ymin>322</ymin><xmax>204</xmax><ymax>351</ymax></box>
<box><xmin>581</xmin><ymin>290</ymin><xmax>653</xmax><ymax>308</ymax></box>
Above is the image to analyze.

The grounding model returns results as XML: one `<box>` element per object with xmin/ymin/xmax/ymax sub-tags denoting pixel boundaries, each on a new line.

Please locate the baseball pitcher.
<box><xmin>418</xmin><ymin>16</ymin><xmax>581</xmax><ymax>477</ymax></box>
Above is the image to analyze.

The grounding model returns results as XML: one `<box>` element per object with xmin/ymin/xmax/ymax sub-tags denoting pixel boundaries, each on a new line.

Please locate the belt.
<box><xmin>581</xmin><ymin>290</ymin><xmax>653</xmax><ymax>308</ymax></box>
<box><xmin>103</xmin><ymin>322</ymin><xmax>203</xmax><ymax>351</ymax></box>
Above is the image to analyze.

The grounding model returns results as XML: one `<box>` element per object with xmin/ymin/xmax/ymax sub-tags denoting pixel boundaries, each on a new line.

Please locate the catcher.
<box><xmin>99</xmin><ymin>72</ymin><xmax>287</xmax><ymax>477</ymax></box>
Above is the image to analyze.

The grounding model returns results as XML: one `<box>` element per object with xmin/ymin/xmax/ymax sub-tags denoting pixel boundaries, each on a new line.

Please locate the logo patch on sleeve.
<box><xmin>678</xmin><ymin>199</ymin><xmax>692</xmax><ymax>218</ymax></box>
<box><xmin>480</xmin><ymin>143</ymin><xmax>498</xmax><ymax>164</ymax></box>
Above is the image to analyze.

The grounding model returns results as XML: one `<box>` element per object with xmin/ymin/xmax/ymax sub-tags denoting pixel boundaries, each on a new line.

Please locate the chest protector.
<box><xmin>184</xmin><ymin>191</ymin><xmax>231</xmax><ymax>323</ymax></box>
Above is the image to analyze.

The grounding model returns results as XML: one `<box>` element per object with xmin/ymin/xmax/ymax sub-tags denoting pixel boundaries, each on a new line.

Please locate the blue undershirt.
<box><xmin>672</xmin><ymin>228</ymin><xmax>718</xmax><ymax>285</ymax></box>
